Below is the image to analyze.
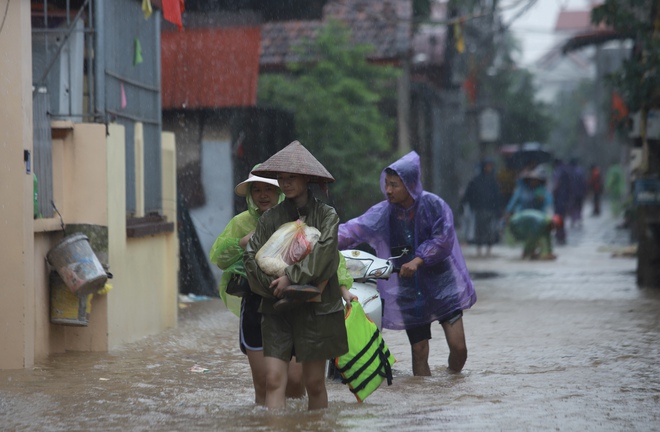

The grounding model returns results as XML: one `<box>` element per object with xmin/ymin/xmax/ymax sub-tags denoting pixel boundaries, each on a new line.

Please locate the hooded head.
<box><xmin>380</xmin><ymin>151</ymin><xmax>423</xmax><ymax>206</ymax></box>
<box><xmin>481</xmin><ymin>158</ymin><xmax>495</xmax><ymax>174</ymax></box>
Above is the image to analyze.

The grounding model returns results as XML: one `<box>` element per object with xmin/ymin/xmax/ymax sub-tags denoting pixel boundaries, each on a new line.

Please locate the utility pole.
<box><xmin>398</xmin><ymin>59</ymin><xmax>412</xmax><ymax>154</ymax></box>
<box><xmin>437</xmin><ymin>3</ymin><xmax>462</xmax><ymax>213</ymax></box>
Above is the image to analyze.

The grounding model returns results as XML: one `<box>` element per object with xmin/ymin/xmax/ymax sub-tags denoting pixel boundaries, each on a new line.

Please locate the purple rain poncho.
<box><xmin>338</xmin><ymin>151</ymin><xmax>476</xmax><ymax>330</ymax></box>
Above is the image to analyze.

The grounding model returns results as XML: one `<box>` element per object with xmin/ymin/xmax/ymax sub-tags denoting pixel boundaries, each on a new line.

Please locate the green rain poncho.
<box><xmin>209</xmin><ymin>185</ymin><xmax>284</xmax><ymax>316</ymax></box>
<box><xmin>209</xmin><ymin>186</ymin><xmax>352</xmax><ymax>316</ymax></box>
<box><xmin>508</xmin><ymin>209</ymin><xmax>553</xmax><ymax>257</ymax></box>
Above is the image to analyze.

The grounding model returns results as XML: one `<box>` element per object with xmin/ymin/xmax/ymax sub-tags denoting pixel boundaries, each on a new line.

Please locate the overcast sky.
<box><xmin>501</xmin><ymin>0</ymin><xmax>593</xmax><ymax>66</ymax></box>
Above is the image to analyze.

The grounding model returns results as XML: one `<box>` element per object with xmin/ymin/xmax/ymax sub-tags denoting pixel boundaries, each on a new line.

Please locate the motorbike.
<box><xmin>327</xmin><ymin>249</ymin><xmax>400</xmax><ymax>380</ymax></box>
<box><xmin>341</xmin><ymin>248</ymin><xmax>404</xmax><ymax>329</ymax></box>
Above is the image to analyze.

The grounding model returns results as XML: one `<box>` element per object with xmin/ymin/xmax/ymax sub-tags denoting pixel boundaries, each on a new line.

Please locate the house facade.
<box><xmin>0</xmin><ymin>0</ymin><xmax>179</xmax><ymax>369</ymax></box>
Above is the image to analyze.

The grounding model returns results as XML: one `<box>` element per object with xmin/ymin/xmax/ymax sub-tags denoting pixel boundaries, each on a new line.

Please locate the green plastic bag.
<box><xmin>33</xmin><ymin>173</ymin><xmax>40</xmax><ymax>219</ymax></box>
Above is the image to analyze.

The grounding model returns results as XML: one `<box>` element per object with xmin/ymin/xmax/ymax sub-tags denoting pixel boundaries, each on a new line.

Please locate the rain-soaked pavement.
<box><xmin>1</xmin><ymin>205</ymin><xmax>659</xmax><ymax>431</ymax></box>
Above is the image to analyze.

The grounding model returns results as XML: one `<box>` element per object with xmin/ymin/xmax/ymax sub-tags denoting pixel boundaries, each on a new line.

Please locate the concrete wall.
<box><xmin>33</xmin><ymin>122</ymin><xmax>109</xmax><ymax>360</ymax></box>
<box><xmin>29</xmin><ymin>122</ymin><xmax>178</xmax><ymax>360</ymax></box>
<box><xmin>0</xmin><ymin>1</ymin><xmax>178</xmax><ymax>369</ymax></box>
<box><xmin>0</xmin><ymin>0</ymin><xmax>35</xmax><ymax>369</ymax></box>
<box><xmin>106</xmin><ymin>124</ymin><xmax>178</xmax><ymax>349</ymax></box>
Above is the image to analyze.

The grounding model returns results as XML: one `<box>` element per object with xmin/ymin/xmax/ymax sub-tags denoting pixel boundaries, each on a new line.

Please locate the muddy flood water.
<box><xmin>1</xmin><ymin>210</ymin><xmax>659</xmax><ymax>431</ymax></box>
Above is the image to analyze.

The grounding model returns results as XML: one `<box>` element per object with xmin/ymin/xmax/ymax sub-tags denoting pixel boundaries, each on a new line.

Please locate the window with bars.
<box><xmin>31</xmin><ymin>0</ymin><xmax>163</xmax><ymax>221</ymax></box>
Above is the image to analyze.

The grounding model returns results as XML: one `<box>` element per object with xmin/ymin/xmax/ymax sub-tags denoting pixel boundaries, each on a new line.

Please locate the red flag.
<box><xmin>463</xmin><ymin>75</ymin><xmax>477</xmax><ymax>104</ymax></box>
<box><xmin>609</xmin><ymin>91</ymin><xmax>629</xmax><ymax>138</ymax></box>
<box><xmin>162</xmin><ymin>0</ymin><xmax>185</xmax><ymax>31</ymax></box>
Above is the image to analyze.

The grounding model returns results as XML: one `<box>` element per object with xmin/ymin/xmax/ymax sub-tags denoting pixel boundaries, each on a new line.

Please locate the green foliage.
<box><xmin>591</xmin><ymin>0</ymin><xmax>660</xmax><ymax>111</ymax></box>
<box><xmin>478</xmin><ymin>59</ymin><xmax>552</xmax><ymax>144</ymax></box>
<box><xmin>258</xmin><ymin>20</ymin><xmax>400</xmax><ymax>219</ymax></box>
<box><xmin>548</xmin><ymin>80</ymin><xmax>596</xmax><ymax>157</ymax></box>
<box><xmin>464</xmin><ymin>22</ymin><xmax>552</xmax><ymax>145</ymax></box>
<box><xmin>413</xmin><ymin>0</ymin><xmax>431</xmax><ymax>20</ymax></box>
<box><xmin>499</xmin><ymin>69</ymin><xmax>552</xmax><ymax>144</ymax></box>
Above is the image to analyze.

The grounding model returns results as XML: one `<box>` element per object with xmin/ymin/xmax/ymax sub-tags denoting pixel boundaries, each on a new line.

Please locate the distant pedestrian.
<box><xmin>605</xmin><ymin>164</ymin><xmax>626</xmax><ymax>218</ymax></box>
<box><xmin>508</xmin><ymin>209</ymin><xmax>562</xmax><ymax>261</ymax></box>
<box><xmin>551</xmin><ymin>159</ymin><xmax>570</xmax><ymax>245</ymax></box>
<box><xmin>496</xmin><ymin>157</ymin><xmax>517</xmax><ymax>211</ymax></box>
<box><xmin>587</xmin><ymin>164</ymin><xmax>603</xmax><ymax>216</ymax></box>
<box><xmin>567</xmin><ymin>158</ymin><xmax>587</xmax><ymax>227</ymax></box>
<box><xmin>505</xmin><ymin>165</ymin><xmax>553</xmax><ymax>217</ymax></box>
<box><xmin>460</xmin><ymin>159</ymin><xmax>502</xmax><ymax>257</ymax></box>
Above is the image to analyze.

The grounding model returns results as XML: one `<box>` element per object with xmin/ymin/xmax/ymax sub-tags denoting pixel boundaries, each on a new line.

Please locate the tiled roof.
<box><xmin>260</xmin><ymin>0</ymin><xmax>412</xmax><ymax>68</ymax></box>
<box><xmin>161</xmin><ymin>26</ymin><xmax>261</xmax><ymax>109</ymax></box>
<box><xmin>555</xmin><ymin>10</ymin><xmax>592</xmax><ymax>32</ymax></box>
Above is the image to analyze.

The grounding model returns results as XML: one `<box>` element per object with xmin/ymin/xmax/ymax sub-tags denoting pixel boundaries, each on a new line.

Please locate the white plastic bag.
<box><xmin>256</xmin><ymin>220</ymin><xmax>321</xmax><ymax>276</ymax></box>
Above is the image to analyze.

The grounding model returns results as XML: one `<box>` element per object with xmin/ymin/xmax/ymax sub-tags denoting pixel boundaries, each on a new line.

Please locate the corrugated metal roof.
<box><xmin>161</xmin><ymin>27</ymin><xmax>261</xmax><ymax>109</ymax></box>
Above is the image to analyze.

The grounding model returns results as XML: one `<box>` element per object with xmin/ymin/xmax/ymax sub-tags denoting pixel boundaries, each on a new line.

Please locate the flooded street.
<box><xmin>2</xmin><ymin>207</ymin><xmax>659</xmax><ymax>431</ymax></box>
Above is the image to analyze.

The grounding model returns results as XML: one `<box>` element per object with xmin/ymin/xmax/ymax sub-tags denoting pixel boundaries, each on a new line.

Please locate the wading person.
<box><xmin>338</xmin><ymin>151</ymin><xmax>477</xmax><ymax>375</ymax></box>
<box><xmin>209</xmin><ymin>169</ymin><xmax>305</xmax><ymax>405</ymax></box>
<box><xmin>506</xmin><ymin>165</ymin><xmax>553</xmax><ymax>217</ymax></box>
<box><xmin>508</xmin><ymin>209</ymin><xmax>561</xmax><ymax>260</ymax></box>
<box><xmin>460</xmin><ymin>158</ymin><xmax>502</xmax><ymax>257</ymax></box>
<box><xmin>550</xmin><ymin>159</ymin><xmax>570</xmax><ymax>244</ymax></box>
<box><xmin>568</xmin><ymin>158</ymin><xmax>587</xmax><ymax>228</ymax></box>
<box><xmin>588</xmin><ymin>164</ymin><xmax>603</xmax><ymax>216</ymax></box>
<box><xmin>244</xmin><ymin>141</ymin><xmax>349</xmax><ymax>410</ymax></box>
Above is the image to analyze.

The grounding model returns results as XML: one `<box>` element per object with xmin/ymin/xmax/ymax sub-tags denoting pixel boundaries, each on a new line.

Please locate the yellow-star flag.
<box><xmin>453</xmin><ymin>21</ymin><xmax>465</xmax><ymax>54</ymax></box>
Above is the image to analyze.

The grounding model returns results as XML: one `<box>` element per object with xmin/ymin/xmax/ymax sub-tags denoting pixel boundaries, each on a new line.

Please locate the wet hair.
<box><xmin>384</xmin><ymin>168</ymin><xmax>398</xmax><ymax>176</ymax></box>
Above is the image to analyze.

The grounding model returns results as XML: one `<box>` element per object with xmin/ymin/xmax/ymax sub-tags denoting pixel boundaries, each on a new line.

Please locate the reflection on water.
<box><xmin>2</xmin><ymin>290</ymin><xmax>658</xmax><ymax>432</ymax></box>
<box><xmin>1</xmin><ymin>213</ymin><xmax>659</xmax><ymax>431</ymax></box>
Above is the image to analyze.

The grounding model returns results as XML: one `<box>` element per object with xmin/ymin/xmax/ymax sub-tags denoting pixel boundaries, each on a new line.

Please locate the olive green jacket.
<box><xmin>244</xmin><ymin>191</ymin><xmax>343</xmax><ymax>315</ymax></box>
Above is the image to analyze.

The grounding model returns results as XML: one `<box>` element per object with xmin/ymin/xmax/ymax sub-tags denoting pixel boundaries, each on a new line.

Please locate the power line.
<box><xmin>0</xmin><ymin>0</ymin><xmax>10</xmax><ymax>36</ymax></box>
<box><xmin>507</xmin><ymin>27</ymin><xmax>562</xmax><ymax>35</ymax></box>
<box><xmin>502</xmin><ymin>0</ymin><xmax>540</xmax><ymax>31</ymax></box>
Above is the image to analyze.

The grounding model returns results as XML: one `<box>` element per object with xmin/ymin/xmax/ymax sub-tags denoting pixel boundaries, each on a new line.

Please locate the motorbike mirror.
<box><xmin>389</xmin><ymin>245</ymin><xmax>412</xmax><ymax>260</ymax></box>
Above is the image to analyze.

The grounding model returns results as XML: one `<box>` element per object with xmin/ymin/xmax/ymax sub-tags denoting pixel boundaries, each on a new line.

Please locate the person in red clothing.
<box><xmin>588</xmin><ymin>164</ymin><xmax>603</xmax><ymax>216</ymax></box>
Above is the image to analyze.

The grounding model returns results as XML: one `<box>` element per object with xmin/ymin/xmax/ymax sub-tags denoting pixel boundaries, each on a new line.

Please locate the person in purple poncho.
<box><xmin>567</xmin><ymin>158</ymin><xmax>587</xmax><ymax>228</ymax></box>
<box><xmin>551</xmin><ymin>159</ymin><xmax>571</xmax><ymax>245</ymax></box>
<box><xmin>338</xmin><ymin>151</ymin><xmax>477</xmax><ymax>375</ymax></box>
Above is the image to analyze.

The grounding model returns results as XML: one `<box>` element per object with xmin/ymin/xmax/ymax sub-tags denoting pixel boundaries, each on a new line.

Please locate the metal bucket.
<box><xmin>49</xmin><ymin>272</ymin><xmax>90</xmax><ymax>326</ymax></box>
<box><xmin>46</xmin><ymin>233</ymin><xmax>107</xmax><ymax>297</ymax></box>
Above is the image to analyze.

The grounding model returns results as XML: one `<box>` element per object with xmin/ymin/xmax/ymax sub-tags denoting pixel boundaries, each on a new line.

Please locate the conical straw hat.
<box><xmin>252</xmin><ymin>141</ymin><xmax>335</xmax><ymax>183</ymax></box>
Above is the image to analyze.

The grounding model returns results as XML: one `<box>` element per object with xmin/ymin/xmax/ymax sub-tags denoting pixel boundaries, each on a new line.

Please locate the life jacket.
<box><xmin>335</xmin><ymin>301</ymin><xmax>395</xmax><ymax>403</ymax></box>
